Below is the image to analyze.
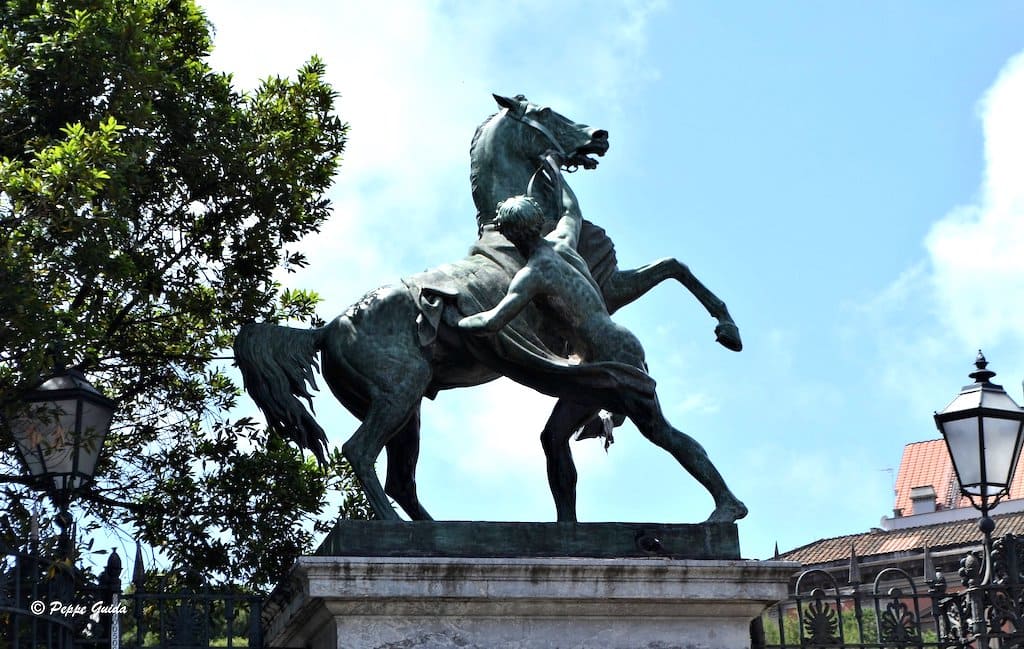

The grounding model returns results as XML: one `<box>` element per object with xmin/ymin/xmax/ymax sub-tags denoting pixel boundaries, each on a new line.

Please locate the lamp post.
<box><xmin>934</xmin><ymin>351</ymin><xmax>1024</xmax><ymax>645</ymax></box>
<box><xmin>8</xmin><ymin>364</ymin><xmax>116</xmax><ymax>556</ymax></box>
<box><xmin>934</xmin><ymin>352</ymin><xmax>1024</xmax><ymax>554</ymax></box>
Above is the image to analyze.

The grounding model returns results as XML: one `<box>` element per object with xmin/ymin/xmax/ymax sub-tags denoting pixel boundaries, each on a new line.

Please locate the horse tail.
<box><xmin>234</xmin><ymin>323</ymin><xmax>329</xmax><ymax>465</ymax></box>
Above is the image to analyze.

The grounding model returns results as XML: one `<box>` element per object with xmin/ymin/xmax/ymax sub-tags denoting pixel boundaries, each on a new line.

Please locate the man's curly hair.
<box><xmin>494</xmin><ymin>195</ymin><xmax>544</xmax><ymax>246</ymax></box>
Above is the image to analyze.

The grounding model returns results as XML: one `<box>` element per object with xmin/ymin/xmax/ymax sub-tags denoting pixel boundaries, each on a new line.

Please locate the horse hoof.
<box><xmin>715</xmin><ymin>323</ymin><xmax>743</xmax><ymax>352</ymax></box>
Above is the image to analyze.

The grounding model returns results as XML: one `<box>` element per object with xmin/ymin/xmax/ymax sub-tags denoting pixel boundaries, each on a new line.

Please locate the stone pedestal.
<box><xmin>265</xmin><ymin>555</ymin><xmax>798</xmax><ymax>649</ymax></box>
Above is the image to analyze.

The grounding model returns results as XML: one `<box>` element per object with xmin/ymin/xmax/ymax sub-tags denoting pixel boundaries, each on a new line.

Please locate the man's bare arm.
<box><xmin>548</xmin><ymin>184</ymin><xmax>583</xmax><ymax>249</ymax></box>
<box><xmin>458</xmin><ymin>267</ymin><xmax>542</xmax><ymax>334</ymax></box>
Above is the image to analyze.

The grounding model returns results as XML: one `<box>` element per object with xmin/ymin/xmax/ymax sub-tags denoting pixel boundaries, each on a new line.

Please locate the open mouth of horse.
<box><xmin>565</xmin><ymin>136</ymin><xmax>609</xmax><ymax>171</ymax></box>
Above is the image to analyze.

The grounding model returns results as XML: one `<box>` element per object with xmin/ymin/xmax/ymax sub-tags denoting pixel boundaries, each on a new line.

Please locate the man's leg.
<box><xmin>626</xmin><ymin>393</ymin><xmax>747</xmax><ymax>523</ymax></box>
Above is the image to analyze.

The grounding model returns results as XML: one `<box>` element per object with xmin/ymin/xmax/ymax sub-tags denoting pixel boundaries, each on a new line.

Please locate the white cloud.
<box><xmin>204</xmin><ymin>0</ymin><xmax>497</xmax><ymax>306</ymax></box>
<box><xmin>673</xmin><ymin>392</ymin><xmax>720</xmax><ymax>415</ymax></box>
<box><xmin>848</xmin><ymin>50</ymin><xmax>1024</xmax><ymax>416</ymax></box>
<box><xmin>202</xmin><ymin>0</ymin><xmax>668</xmax><ymax>303</ymax></box>
<box><xmin>425</xmin><ymin>379</ymin><xmax>554</xmax><ymax>478</ymax></box>
<box><xmin>202</xmin><ymin>0</ymin><xmax>668</xmax><ymax>489</ymax></box>
<box><xmin>421</xmin><ymin>378</ymin><xmax>614</xmax><ymax>480</ymax></box>
<box><xmin>925</xmin><ymin>51</ymin><xmax>1024</xmax><ymax>347</ymax></box>
<box><xmin>593</xmin><ymin>0</ymin><xmax>667</xmax><ymax>107</ymax></box>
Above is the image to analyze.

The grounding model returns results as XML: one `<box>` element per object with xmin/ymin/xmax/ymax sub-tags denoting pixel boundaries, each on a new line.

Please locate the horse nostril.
<box><xmin>593</xmin><ymin>129</ymin><xmax>609</xmax><ymax>140</ymax></box>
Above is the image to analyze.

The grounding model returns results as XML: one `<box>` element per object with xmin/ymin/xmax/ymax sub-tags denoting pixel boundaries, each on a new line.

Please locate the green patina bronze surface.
<box><xmin>315</xmin><ymin>521</ymin><xmax>740</xmax><ymax>560</ymax></box>
<box><xmin>234</xmin><ymin>94</ymin><xmax>748</xmax><ymax>529</ymax></box>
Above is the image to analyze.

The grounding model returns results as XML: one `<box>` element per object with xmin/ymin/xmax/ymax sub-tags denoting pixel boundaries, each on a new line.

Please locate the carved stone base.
<box><xmin>264</xmin><ymin>555</ymin><xmax>799</xmax><ymax>649</ymax></box>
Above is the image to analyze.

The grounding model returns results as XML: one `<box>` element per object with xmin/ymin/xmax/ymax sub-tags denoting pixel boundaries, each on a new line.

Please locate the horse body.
<box><xmin>235</xmin><ymin>94</ymin><xmax>746</xmax><ymax>523</ymax></box>
<box><xmin>238</xmin><ymin>283</ymin><xmax>481</xmax><ymax>521</ymax></box>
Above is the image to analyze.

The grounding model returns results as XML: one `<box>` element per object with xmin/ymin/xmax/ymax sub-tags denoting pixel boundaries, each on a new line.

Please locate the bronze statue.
<box><xmin>459</xmin><ymin>195</ymin><xmax>745</xmax><ymax>522</ymax></box>
<box><xmin>234</xmin><ymin>94</ymin><xmax>745</xmax><ymax>523</ymax></box>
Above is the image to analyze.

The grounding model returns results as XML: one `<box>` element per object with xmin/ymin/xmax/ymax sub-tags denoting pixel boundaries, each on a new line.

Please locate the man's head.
<box><xmin>494</xmin><ymin>195</ymin><xmax>544</xmax><ymax>246</ymax></box>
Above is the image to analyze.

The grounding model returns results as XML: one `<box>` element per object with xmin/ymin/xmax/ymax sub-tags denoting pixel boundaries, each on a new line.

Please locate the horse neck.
<box><xmin>471</xmin><ymin>117</ymin><xmax>562</xmax><ymax>231</ymax></box>
<box><xmin>471</xmin><ymin>149</ymin><xmax>536</xmax><ymax>229</ymax></box>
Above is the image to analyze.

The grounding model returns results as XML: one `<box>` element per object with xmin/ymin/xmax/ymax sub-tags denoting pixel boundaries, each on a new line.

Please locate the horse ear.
<box><xmin>493</xmin><ymin>93</ymin><xmax>520</xmax><ymax>112</ymax></box>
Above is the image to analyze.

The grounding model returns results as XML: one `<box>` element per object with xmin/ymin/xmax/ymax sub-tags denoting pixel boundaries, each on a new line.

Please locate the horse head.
<box><xmin>471</xmin><ymin>94</ymin><xmax>608</xmax><ymax>230</ymax></box>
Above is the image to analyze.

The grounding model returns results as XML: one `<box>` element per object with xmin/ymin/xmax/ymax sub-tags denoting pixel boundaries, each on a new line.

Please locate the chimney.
<box><xmin>910</xmin><ymin>485</ymin><xmax>937</xmax><ymax>515</ymax></box>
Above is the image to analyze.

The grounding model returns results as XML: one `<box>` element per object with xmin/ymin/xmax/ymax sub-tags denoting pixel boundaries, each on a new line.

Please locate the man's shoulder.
<box><xmin>511</xmin><ymin>258</ymin><xmax>542</xmax><ymax>283</ymax></box>
<box><xmin>532</xmin><ymin>244</ymin><xmax>569</xmax><ymax>270</ymax></box>
<box><xmin>511</xmin><ymin>247</ymin><xmax>556</xmax><ymax>286</ymax></box>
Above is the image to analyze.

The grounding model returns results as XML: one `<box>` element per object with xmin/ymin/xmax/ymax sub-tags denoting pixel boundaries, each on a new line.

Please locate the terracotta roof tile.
<box><xmin>779</xmin><ymin>510</ymin><xmax>1024</xmax><ymax>565</ymax></box>
<box><xmin>892</xmin><ymin>438</ymin><xmax>1024</xmax><ymax>515</ymax></box>
<box><xmin>781</xmin><ymin>438</ymin><xmax>1024</xmax><ymax>566</ymax></box>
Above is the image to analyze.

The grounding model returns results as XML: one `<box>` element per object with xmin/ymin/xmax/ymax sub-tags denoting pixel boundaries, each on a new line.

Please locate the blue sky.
<box><xmin>203</xmin><ymin>0</ymin><xmax>1024</xmax><ymax>560</ymax></box>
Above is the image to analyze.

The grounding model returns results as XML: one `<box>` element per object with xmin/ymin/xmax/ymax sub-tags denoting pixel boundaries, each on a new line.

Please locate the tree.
<box><xmin>0</xmin><ymin>0</ymin><xmax>368</xmax><ymax>589</ymax></box>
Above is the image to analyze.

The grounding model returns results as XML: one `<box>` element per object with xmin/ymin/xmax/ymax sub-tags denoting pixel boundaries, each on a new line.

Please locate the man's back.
<box><xmin>528</xmin><ymin>242</ymin><xmax>643</xmax><ymax>367</ymax></box>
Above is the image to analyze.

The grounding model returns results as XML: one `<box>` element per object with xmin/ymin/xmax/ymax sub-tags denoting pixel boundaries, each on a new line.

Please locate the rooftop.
<box><xmin>780</xmin><ymin>436</ymin><xmax>1024</xmax><ymax>565</ymax></box>
<box><xmin>780</xmin><ymin>509</ymin><xmax>1024</xmax><ymax>565</ymax></box>
<box><xmin>892</xmin><ymin>439</ymin><xmax>1024</xmax><ymax>517</ymax></box>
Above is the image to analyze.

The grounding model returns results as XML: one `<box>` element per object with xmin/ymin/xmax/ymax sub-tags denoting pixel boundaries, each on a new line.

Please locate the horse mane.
<box><xmin>469</xmin><ymin>110</ymin><xmax>501</xmax><ymax>230</ymax></box>
<box><xmin>469</xmin><ymin>110</ymin><xmax>499</xmax><ymax>156</ymax></box>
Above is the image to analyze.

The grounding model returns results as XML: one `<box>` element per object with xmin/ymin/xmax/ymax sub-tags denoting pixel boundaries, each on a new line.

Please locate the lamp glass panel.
<box><xmin>13</xmin><ymin>400</ymin><xmax>78</xmax><ymax>475</ymax></box>
<box><xmin>982</xmin><ymin>416</ymin><xmax>1023</xmax><ymax>489</ymax></box>
<box><xmin>11</xmin><ymin>413</ymin><xmax>47</xmax><ymax>477</ymax></box>
<box><xmin>73</xmin><ymin>400</ymin><xmax>112</xmax><ymax>485</ymax></box>
<box><xmin>943</xmin><ymin>389</ymin><xmax>984</xmax><ymax>414</ymax></box>
<box><xmin>980</xmin><ymin>389</ymin><xmax>1023</xmax><ymax>411</ymax></box>
<box><xmin>44</xmin><ymin>399</ymin><xmax>78</xmax><ymax>496</ymax></box>
<box><xmin>943</xmin><ymin>416</ymin><xmax>983</xmax><ymax>489</ymax></box>
<box><xmin>40</xmin><ymin>398</ymin><xmax>78</xmax><ymax>476</ymax></box>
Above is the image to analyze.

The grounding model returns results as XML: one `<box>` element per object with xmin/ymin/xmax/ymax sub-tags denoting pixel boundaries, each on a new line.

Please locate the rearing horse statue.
<box><xmin>475</xmin><ymin>95</ymin><xmax>741</xmax><ymax>335</ymax></box>
<box><xmin>234</xmin><ymin>94</ymin><xmax>745</xmax><ymax>523</ymax></box>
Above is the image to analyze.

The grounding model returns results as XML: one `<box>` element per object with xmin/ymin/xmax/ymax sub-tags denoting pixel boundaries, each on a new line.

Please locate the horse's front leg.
<box><xmin>602</xmin><ymin>258</ymin><xmax>742</xmax><ymax>352</ymax></box>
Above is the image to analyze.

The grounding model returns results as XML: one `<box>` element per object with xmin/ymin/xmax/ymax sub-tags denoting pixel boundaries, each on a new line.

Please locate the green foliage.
<box><xmin>759</xmin><ymin>604</ymin><xmax>939</xmax><ymax>646</ymax></box>
<box><xmin>0</xmin><ymin>0</ymin><xmax>368</xmax><ymax>590</ymax></box>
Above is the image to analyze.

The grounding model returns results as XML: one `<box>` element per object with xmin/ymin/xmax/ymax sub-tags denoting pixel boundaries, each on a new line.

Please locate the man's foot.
<box><xmin>704</xmin><ymin>498</ymin><xmax>748</xmax><ymax>523</ymax></box>
<box><xmin>715</xmin><ymin>321</ymin><xmax>743</xmax><ymax>352</ymax></box>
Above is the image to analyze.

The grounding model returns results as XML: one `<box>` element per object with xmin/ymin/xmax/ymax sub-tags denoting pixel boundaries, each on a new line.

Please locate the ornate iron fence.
<box><xmin>752</xmin><ymin>534</ymin><xmax>1024</xmax><ymax>648</ymax></box>
<box><xmin>122</xmin><ymin>563</ymin><xmax>263</xmax><ymax>649</ymax></box>
<box><xmin>1</xmin><ymin>537</ymin><xmax>121</xmax><ymax>649</ymax></box>
<box><xmin>0</xmin><ymin>540</ymin><xmax>263</xmax><ymax>649</ymax></box>
<box><xmin>1</xmin><ymin>538</ymin><xmax>76</xmax><ymax>649</ymax></box>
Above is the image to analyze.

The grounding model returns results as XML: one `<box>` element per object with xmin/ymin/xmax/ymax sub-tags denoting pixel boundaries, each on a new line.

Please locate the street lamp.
<box><xmin>933</xmin><ymin>351</ymin><xmax>1024</xmax><ymax>584</ymax></box>
<box><xmin>8</xmin><ymin>365</ymin><xmax>116</xmax><ymax>554</ymax></box>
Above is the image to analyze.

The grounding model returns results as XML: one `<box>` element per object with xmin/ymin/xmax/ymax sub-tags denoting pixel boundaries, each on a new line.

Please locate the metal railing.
<box><xmin>122</xmin><ymin>566</ymin><xmax>263</xmax><ymax>649</ymax></box>
<box><xmin>752</xmin><ymin>534</ymin><xmax>1024</xmax><ymax>648</ymax></box>
<box><xmin>0</xmin><ymin>536</ymin><xmax>119</xmax><ymax>649</ymax></box>
<box><xmin>1</xmin><ymin>540</ymin><xmax>263</xmax><ymax>649</ymax></box>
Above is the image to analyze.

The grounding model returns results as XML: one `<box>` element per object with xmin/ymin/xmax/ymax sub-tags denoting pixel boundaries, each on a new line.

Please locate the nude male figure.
<box><xmin>459</xmin><ymin>195</ymin><xmax>747</xmax><ymax>523</ymax></box>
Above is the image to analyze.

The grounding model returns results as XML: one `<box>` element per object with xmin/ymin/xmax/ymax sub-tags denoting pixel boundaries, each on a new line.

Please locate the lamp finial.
<box><xmin>970</xmin><ymin>350</ymin><xmax>996</xmax><ymax>384</ymax></box>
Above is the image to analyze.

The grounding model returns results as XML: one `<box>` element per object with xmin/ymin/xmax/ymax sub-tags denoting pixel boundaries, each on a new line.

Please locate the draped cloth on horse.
<box><xmin>403</xmin><ymin>223</ymin><xmax>654</xmax><ymax>413</ymax></box>
<box><xmin>575</xmin><ymin>219</ymin><xmax>618</xmax><ymax>290</ymax></box>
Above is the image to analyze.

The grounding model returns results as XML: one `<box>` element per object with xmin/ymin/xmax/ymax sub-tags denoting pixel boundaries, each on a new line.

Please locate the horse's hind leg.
<box><xmin>602</xmin><ymin>260</ymin><xmax>742</xmax><ymax>351</ymax></box>
<box><xmin>341</xmin><ymin>365</ymin><xmax>429</xmax><ymax>521</ymax></box>
<box><xmin>342</xmin><ymin>402</ymin><xmax>416</xmax><ymax>521</ymax></box>
<box><xmin>541</xmin><ymin>399</ymin><xmax>599</xmax><ymax>522</ymax></box>
<box><xmin>384</xmin><ymin>405</ymin><xmax>433</xmax><ymax>520</ymax></box>
<box><xmin>323</xmin><ymin>286</ymin><xmax>433</xmax><ymax>521</ymax></box>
